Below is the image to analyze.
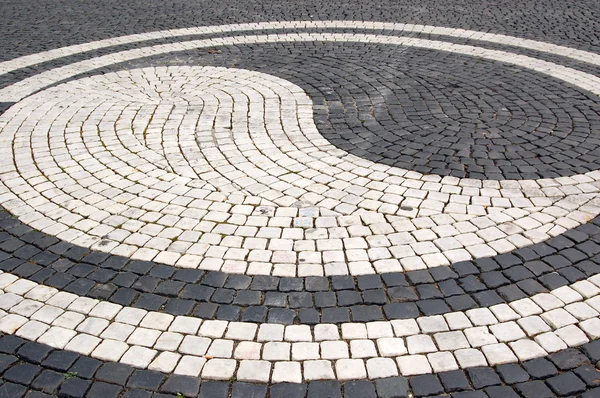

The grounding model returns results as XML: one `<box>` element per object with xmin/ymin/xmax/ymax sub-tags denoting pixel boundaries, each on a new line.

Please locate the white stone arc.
<box><xmin>2</xmin><ymin>33</ymin><xmax>600</xmax><ymax>102</ymax></box>
<box><xmin>1</xmin><ymin>20</ymin><xmax>600</xmax><ymax>76</ymax></box>
<box><xmin>0</xmin><ymin>270</ymin><xmax>599</xmax><ymax>381</ymax></box>
<box><xmin>1</xmin><ymin>34</ymin><xmax>600</xmax><ymax>275</ymax></box>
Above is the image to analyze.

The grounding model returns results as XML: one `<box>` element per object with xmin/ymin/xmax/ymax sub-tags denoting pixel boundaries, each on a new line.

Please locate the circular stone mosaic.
<box><xmin>0</xmin><ymin>21</ymin><xmax>600</xmax><ymax>392</ymax></box>
<box><xmin>2</xmin><ymin>27</ymin><xmax>600</xmax><ymax>277</ymax></box>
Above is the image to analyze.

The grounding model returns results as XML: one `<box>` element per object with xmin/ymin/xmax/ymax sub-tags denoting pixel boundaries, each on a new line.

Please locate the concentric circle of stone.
<box><xmin>1</xmin><ymin>17</ymin><xmax>600</xmax><ymax>391</ymax></box>
<box><xmin>2</xmin><ymin>30</ymin><xmax>600</xmax><ymax>276</ymax></box>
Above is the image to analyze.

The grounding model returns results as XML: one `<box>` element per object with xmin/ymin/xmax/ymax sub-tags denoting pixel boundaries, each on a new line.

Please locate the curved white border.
<box><xmin>1</xmin><ymin>21</ymin><xmax>599</xmax><ymax>76</ymax></box>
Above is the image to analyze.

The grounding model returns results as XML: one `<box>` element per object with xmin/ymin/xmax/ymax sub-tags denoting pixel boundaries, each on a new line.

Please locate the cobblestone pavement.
<box><xmin>1</xmin><ymin>1</ymin><xmax>600</xmax><ymax>397</ymax></box>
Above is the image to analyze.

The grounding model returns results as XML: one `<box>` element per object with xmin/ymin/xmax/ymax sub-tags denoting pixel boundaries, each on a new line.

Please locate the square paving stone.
<box><xmin>121</xmin><ymin>389</ymin><xmax>153</xmax><ymax>398</ymax></box>
<box><xmin>212</xmin><ymin>288</ymin><xmax>235</xmax><ymax>304</ymax></box>
<box><xmin>472</xmin><ymin>291</ymin><xmax>504</xmax><ymax>306</ymax></box>
<box><xmin>375</xmin><ymin>377</ymin><xmax>409</xmax><ymax>398</ymax></box>
<box><xmin>148</xmin><ymin>264</ymin><xmax>175</xmax><ymax>279</ymax></box>
<box><xmin>58</xmin><ymin>377</ymin><xmax>92</xmax><ymax>398</ymax></box>
<box><xmin>451</xmin><ymin>392</ymin><xmax>488</xmax><ymax>398</ymax></box>
<box><xmin>279</xmin><ymin>277</ymin><xmax>304</xmax><ymax>292</ymax></box>
<box><xmin>0</xmin><ymin>354</ymin><xmax>17</xmax><ymax>373</ymax></box>
<box><xmin>337</xmin><ymin>291</ymin><xmax>362</xmax><ymax>306</ymax></box>
<box><xmin>467</xmin><ymin>367</ymin><xmax>501</xmax><ymax>388</ymax></box>
<box><xmin>546</xmin><ymin>372</ymin><xmax>587</xmax><ymax>396</ymax></box>
<box><xmin>496</xmin><ymin>285</ymin><xmax>527</xmax><ymax>301</ymax></box>
<box><xmin>548</xmin><ymin>349</ymin><xmax>590</xmax><ymax>370</ymax></box>
<box><xmin>17</xmin><ymin>342</ymin><xmax>53</xmax><ymax>364</ymax></box>
<box><xmin>582</xmin><ymin>340</ymin><xmax>600</xmax><ymax>362</ymax></box>
<box><xmin>415</xmin><ymin>285</ymin><xmax>443</xmax><ymax>300</ymax></box>
<box><xmin>241</xmin><ymin>304</ymin><xmax>267</xmax><ymax>321</ymax></box>
<box><xmin>381</xmin><ymin>273</ymin><xmax>407</xmax><ymax>287</ymax></box>
<box><xmin>383</xmin><ymin>303</ymin><xmax>419</xmax><ymax>319</ymax></box>
<box><xmin>417</xmin><ymin>299</ymin><xmax>450</xmax><ymax>315</ymax></box>
<box><xmin>514</xmin><ymin>381</ymin><xmax>555</xmax><ymax>398</ymax></box>
<box><xmin>388</xmin><ymin>287</ymin><xmax>418</xmax><ymax>302</ymax></box>
<box><xmin>264</xmin><ymin>292</ymin><xmax>287</xmax><ymax>307</ymax></box>
<box><xmin>0</xmin><ymin>382</ymin><xmax>27</xmax><ymax>398</ymax></box>
<box><xmin>133</xmin><ymin>293</ymin><xmax>166</xmax><ymax>310</ymax></box>
<box><xmin>31</xmin><ymin>370</ymin><xmax>64</xmax><ymax>394</ymax></box>
<box><xmin>231</xmin><ymin>382</ymin><xmax>268</xmax><ymax>398</ymax></box>
<box><xmin>484</xmin><ymin>386</ymin><xmax>520</xmax><ymax>398</ymax></box>
<box><xmin>315</xmin><ymin>292</ymin><xmax>337</xmax><ymax>308</ymax></box>
<box><xmin>430</xmin><ymin>267</ymin><xmax>458</xmax><ymax>281</ymax></box>
<box><xmin>25</xmin><ymin>392</ymin><xmax>53</xmax><ymax>398</ymax></box>
<box><xmin>357</xmin><ymin>275</ymin><xmax>383</xmax><ymax>290</ymax></box>
<box><xmin>350</xmin><ymin>305</ymin><xmax>383</xmax><ymax>321</ymax></box>
<box><xmin>193</xmin><ymin>303</ymin><xmax>218</xmax><ymax>318</ymax></box>
<box><xmin>4</xmin><ymin>363</ymin><xmax>41</xmax><ymax>384</ymax></box>
<box><xmin>409</xmin><ymin>374</ymin><xmax>443</xmax><ymax>396</ymax></box>
<box><xmin>495</xmin><ymin>363</ymin><xmax>529</xmax><ymax>384</ymax></box>
<box><xmin>164</xmin><ymin>298</ymin><xmax>195</xmax><ymax>315</ymax></box>
<box><xmin>445</xmin><ymin>295</ymin><xmax>478</xmax><ymax>311</ymax></box>
<box><xmin>305</xmin><ymin>277</ymin><xmax>329</xmax><ymax>291</ymax></box>
<box><xmin>298</xmin><ymin>308</ymin><xmax>320</xmax><ymax>324</ymax></box>
<box><xmin>332</xmin><ymin>276</ymin><xmax>355</xmax><ymax>290</ymax></box>
<box><xmin>438</xmin><ymin>370</ymin><xmax>471</xmax><ymax>392</ymax></box>
<box><xmin>181</xmin><ymin>285</ymin><xmax>213</xmax><ymax>301</ymax></box>
<box><xmin>322</xmin><ymin>307</ymin><xmax>350</xmax><ymax>323</ymax></box>
<box><xmin>362</xmin><ymin>289</ymin><xmax>387</xmax><ymax>304</ymax></box>
<box><xmin>459</xmin><ymin>275</ymin><xmax>486</xmax><ymax>292</ymax></box>
<box><xmin>574</xmin><ymin>365</ymin><xmax>600</xmax><ymax>387</ymax></box>
<box><xmin>224</xmin><ymin>275</ymin><xmax>252</xmax><ymax>290</ymax></box>
<box><xmin>160</xmin><ymin>374</ymin><xmax>200</xmax><ymax>396</ymax></box>
<box><xmin>289</xmin><ymin>292</ymin><xmax>313</xmax><ymax>308</ymax></box>
<box><xmin>268</xmin><ymin>308</ymin><xmax>295</xmax><ymax>324</ymax></box>
<box><xmin>110</xmin><ymin>289</ymin><xmax>138</xmax><ymax>306</ymax></box>
<box><xmin>343</xmin><ymin>380</ymin><xmax>376</xmax><ymax>397</ymax></box>
<box><xmin>126</xmin><ymin>370</ymin><xmax>165</xmax><ymax>390</ymax></box>
<box><xmin>234</xmin><ymin>290</ymin><xmax>262</xmax><ymax>306</ymax></box>
<box><xmin>270</xmin><ymin>383</ymin><xmax>308</xmax><ymax>398</ymax></box>
<box><xmin>250</xmin><ymin>275</ymin><xmax>279</xmax><ymax>290</ymax></box>
<box><xmin>242</xmin><ymin>306</ymin><xmax>268</xmax><ymax>322</ymax></box>
<box><xmin>539</xmin><ymin>273</ymin><xmax>569</xmax><ymax>289</ymax></box>
<box><xmin>216</xmin><ymin>304</ymin><xmax>241</xmax><ymax>320</ymax></box>
<box><xmin>308</xmin><ymin>381</ymin><xmax>342</xmax><ymax>398</ymax></box>
<box><xmin>521</xmin><ymin>358</ymin><xmax>558</xmax><ymax>378</ymax></box>
<box><xmin>406</xmin><ymin>270</ymin><xmax>434</xmax><ymax>285</ymax></box>
<box><xmin>454</xmin><ymin>262</ymin><xmax>479</xmax><ymax>276</ymax></box>
<box><xmin>86</xmin><ymin>381</ymin><xmax>122</xmax><ymax>398</ymax></box>
<box><xmin>41</xmin><ymin>350</ymin><xmax>80</xmax><ymax>371</ymax></box>
<box><xmin>198</xmin><ymin>381</ymin><xmax>230</xmax><ymax>398</ymax></box>
<box><xmin>68</xmin><ymin>357</ymin><xmax>102</xmax><ymax>379</ymax></box>
<box><xmin>155</xmin><ymin>280</ymin><xmax>185</xmax><ymax>296</ymax></box>
<box><xmin>96</xmin><ymin>363</ymin><xmax>135</xmax><ymax>385</ymax></box>
<box><xmin>582</xmin><ymin>387</ymin><xmax>600</xmax><ymax>398</ymax></box>
<box><xmin>173</xmin><ymin>269</ymin><xmax>203</xmax><ymax>283</ymax></box>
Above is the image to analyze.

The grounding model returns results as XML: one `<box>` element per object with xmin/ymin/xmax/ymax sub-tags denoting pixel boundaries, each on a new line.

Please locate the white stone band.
<box><xmin>1</xmin><ymin>21</ymin><xmax>600</xmax><ymax>76</ymax></box>
<box><xmin>0</xmin><ymin>270</ymin><xmax>598</xmax><ymax>381</ymax></box>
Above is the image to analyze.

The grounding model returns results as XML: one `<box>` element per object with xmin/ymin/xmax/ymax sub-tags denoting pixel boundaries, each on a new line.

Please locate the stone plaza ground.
<box><xmin>0</xmin><ymin>0</ymin><xmax>600</xmax><ymax>397</ymax></box>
